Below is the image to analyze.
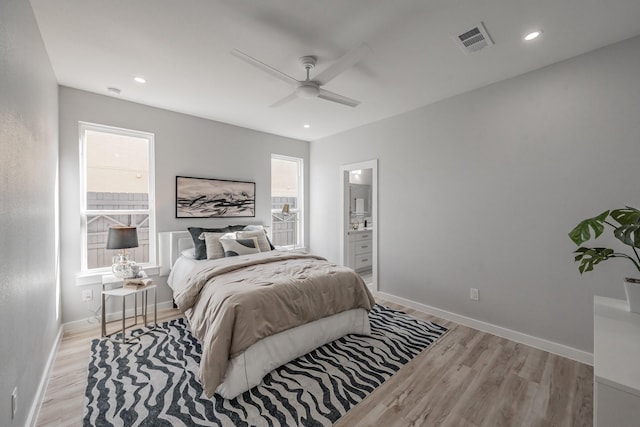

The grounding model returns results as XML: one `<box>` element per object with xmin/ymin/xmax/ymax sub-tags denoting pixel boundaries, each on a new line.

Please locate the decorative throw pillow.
<box><xmin>188</xmin><ymin>226</ymin><xmax>229</xmax><ymax>260</ymax></box>
<box><xmin>241</xmin><ymin>225</ymin><xmax>276</xmax><ymax>250</ymax></box>
<box><xmin>202</xmin><ymin>232</ymin><xmax>228</xmax><ymax>260</ymax></box>
<box><xmin>219</xmin><ymin>236</ymin><xmax>260</xmax><ymax>257</ymax></box>
<box><xmin>228</xmin><ymin>224</ymin><xmax>248</xmax><ymax>232</ymax></box>
<box><xmin>236</xmin><ymin>230</ymin><xmax>272</xmax><ymax>253</ymax></box>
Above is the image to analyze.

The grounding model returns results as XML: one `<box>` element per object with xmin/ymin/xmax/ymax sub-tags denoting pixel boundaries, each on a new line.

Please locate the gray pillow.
<box><xmin>202</xmin><ymin>232</ymin><xmax>228</xmax><ymax>260</ymax></box>
<box><xmin>188</xmin><ymin>226</ymin><xmax>229</xmax><ymax>260</ymax></box>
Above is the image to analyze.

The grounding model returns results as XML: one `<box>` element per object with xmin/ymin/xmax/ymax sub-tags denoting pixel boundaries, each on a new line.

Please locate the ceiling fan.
<box><xmin>230</xmin><ymin>43</ymin><xmax>370</xmax><ymax>108</ymax></box>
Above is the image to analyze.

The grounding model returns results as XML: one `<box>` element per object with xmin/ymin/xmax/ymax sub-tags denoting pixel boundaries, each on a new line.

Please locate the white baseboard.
<box><xmin>376</xmin><ymin>291</ymin><xmax>593</xmax><ymax>366</ymax></box>
<box><xmin>28</xmin><ymin>324</ymin><xmax>64</xmax><ymax>427</ymax></box>
<box><xmin>63</xmin><ymin>300</ymin><xmax>175</xmax><ymax>333</ymax></box>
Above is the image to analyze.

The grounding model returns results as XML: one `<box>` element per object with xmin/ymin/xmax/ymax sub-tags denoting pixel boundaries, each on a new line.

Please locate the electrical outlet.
<box><xmin>470</xmin><ymin>288</ymin><xmax>479</xmax><ymax>301</ymax></box>
<box><xmin>82</xmin><ymin>289</ymin><xmax>93</xmax><ymax>302</ymax></box>
<box><xmin>11</xmin><ymin>387</ymin><xmax>17</xmax><ymax>419</ymax></box>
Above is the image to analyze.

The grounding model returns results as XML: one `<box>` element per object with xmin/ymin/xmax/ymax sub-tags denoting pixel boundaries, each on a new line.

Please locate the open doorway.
<box><xmin>339</xmin><ymin>159</ymin><xmax>378</xmax><ymax>292</ymax></box>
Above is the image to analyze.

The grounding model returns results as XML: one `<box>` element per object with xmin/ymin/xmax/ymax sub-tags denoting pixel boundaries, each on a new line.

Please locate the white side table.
<box><xmin>594</xmin><ymin>296</ymin><xmax>640</xmax><ymax>426</ymax></box>
<box><xmin>101</xmin><ymin>275</ymin><xmax>157</xmax><ymax>344</ymax></box>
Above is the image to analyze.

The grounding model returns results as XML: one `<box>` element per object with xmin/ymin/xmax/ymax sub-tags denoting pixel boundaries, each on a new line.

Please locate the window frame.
<box><xmin>271</xmin><ymin>154</ymin><xmax>304</xmax><ymax>249</ymax></box>
<box><xmin>78</xmin><ymin>121</ymin><xmax>156</xmax><ymax>275</ymax></box>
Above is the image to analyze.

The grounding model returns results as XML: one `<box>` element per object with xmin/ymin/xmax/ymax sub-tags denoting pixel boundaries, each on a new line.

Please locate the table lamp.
<box><xmin>106</xmin><ymin>226</ymin><xmax>139</xmax><ymax>279</ymax></box>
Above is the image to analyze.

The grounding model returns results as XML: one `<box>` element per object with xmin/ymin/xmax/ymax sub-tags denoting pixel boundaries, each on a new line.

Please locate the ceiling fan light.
<box><xmin>296</xmin><ymin>84</ymin><xmax>319</xmax><ymax>98</ymax></box>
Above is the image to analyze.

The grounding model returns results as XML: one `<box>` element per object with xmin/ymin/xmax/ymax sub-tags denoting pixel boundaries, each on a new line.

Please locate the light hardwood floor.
<box><xmin>36</xmin><ymin>299</ymin><xmax>592</xmax><ymax>426</ymax></box>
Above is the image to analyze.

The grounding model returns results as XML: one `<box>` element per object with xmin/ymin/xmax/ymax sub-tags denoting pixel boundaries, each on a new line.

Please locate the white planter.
<box><xmin>624</xmin><ymin>279</ymin><xmax>640</xmax><ymax>313</ymax></box>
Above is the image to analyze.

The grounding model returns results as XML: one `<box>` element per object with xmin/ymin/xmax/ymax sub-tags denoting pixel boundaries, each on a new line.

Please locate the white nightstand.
<box><xmin>101</xmin><ymin>274</ymin><xmax>157</xmax><ymax>344</ymax></box>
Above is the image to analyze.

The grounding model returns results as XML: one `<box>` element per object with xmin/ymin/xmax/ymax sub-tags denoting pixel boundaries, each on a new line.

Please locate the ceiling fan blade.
<box><xmin>317</xmin><ymin>88</ymin><xmax>360</xmax><ymax>108</ymax></box>
<box><xmin>230</xmin><ymin>49</ymin><xmax>298</xmax><ymax>86</ymax></box>
<box><xmin>269</xmin><ymin>92</ymin><xmax>299</xmax><ymax>108</ymax></box>
<box><xmin>314</xmin><ymin>43</ymin><xmax>371</xmax><ymax>86</ymax></box>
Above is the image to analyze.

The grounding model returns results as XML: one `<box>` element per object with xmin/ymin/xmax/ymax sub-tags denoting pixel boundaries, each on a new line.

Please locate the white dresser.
<box><xmin>594</xmin><ymin>296</ymin><xmax>640</xmax><ymax>426</ymax></box>
<box><xmin>348</xmin><ymin>229</ymin><xmax>373</xmax><ymax>272</ymax></box>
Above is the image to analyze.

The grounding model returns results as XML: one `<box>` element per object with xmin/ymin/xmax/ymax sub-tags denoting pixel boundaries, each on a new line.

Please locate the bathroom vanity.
<box><xmin>348</xmin><ymin>228</ymin><xmax>373</xmax><ymax>272</ymax></box>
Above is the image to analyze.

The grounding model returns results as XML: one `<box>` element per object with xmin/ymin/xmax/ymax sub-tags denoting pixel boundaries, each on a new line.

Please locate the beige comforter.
<box><xmin>174</xmin><ymin>250</ymin><xmax>375</xmax><ymax>397</ymax></box>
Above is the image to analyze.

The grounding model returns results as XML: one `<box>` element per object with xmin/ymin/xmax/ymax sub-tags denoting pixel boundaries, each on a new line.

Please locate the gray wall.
<box><xmin>310</xmin><ymin>35</ymin><xmax>640</xmax><ymax>353</ymax></box>
<box><xmin>0</xmin><ymin>0</ymin><xmax>60</xmax><ymax>425</ymax></box>
<box><xmin>59</xmin><ymin>87</ymin><xmax>309</xmax><ymax>323</ymax></box>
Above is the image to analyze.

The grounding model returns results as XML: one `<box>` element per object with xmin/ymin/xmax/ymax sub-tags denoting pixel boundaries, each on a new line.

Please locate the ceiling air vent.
<box><xmin>454</xmin><ymin>22</ymin><xmax>494</xmax><ymax>54</ymax></box>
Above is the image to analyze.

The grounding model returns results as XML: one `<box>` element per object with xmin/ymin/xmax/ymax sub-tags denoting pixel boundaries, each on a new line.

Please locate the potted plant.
<box><xmin>569</xmin><ymin>206</ymin><xmax>640</xmax><ymax>312</ymax></box>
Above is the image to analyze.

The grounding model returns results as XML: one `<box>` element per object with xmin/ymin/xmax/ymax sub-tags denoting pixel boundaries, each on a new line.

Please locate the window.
<box><xmin>79</xmin><ymin>122</ymin><xmax>155</xmax><ymax>273</ymax></box>
<box><xmin>271</xmin><ymin>155</ymin><xmax>303</xmax><ymax>249</ymax></box>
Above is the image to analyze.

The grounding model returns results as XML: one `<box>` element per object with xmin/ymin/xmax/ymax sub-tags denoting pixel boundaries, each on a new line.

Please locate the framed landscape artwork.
<box><xmin>176</xmin><ymin>176</ymin><xmax>256</xmax><ymax>218</ymax></box>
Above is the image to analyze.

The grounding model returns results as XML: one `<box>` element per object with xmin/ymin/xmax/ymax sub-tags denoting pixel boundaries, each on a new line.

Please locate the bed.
<box><xmin>159</xmin><ymin>229</ymin><xmax>375</xmax><ymax>399</ymax></box>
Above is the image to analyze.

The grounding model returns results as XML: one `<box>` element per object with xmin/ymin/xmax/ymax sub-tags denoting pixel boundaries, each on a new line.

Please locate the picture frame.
<box><xmin>176</xmin><ymin>176</ymin><xmax>256</xmax><ymax>218</ymax></box>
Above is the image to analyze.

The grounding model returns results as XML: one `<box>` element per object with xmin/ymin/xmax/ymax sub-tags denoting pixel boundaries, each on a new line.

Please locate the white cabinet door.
<box><xmin>348</xmin><ymin>241</ymin><xmax>356</xmax><ymax>269</ymax></box>
<box><xmin>349</xmin><ymin>231</ymin><xmax>372</xmax><ymax>271</ymax></box>
<box><xmin>594</xmin><ymin>297</ymin><xmax>640</xmax><ymax>426</ymax></box>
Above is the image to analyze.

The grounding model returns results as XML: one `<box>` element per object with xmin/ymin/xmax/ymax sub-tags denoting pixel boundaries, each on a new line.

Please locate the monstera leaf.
<box><xmin>611</xmin><ymin>207</ymin><xmax>640</xmax><ymax>248</ymax></box>
<box><xmin>568</xmin><ymin>210</ymin><xmax>609</xmax><ymax>246</ymax></box>
<box><xmin>610</xmin><ymin>207</ymin><xmax>640</xmax><ymax>225</ymax></box>
<box><xmin>574</xmin><ymin>247</ymin><xmax>617</xmax><ymax>274</ymax></box>
<box><xmin>570</xmin><ymin>207</ymin><xmax>640</xmax><ymax>274</ymax></box>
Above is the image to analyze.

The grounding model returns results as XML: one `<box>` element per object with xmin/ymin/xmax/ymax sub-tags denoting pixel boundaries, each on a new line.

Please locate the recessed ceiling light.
<box><xmin>107</xmin><ymin>87</ymin><xmax>121</xmax><ymax>95</ymax></box>
<box><xmin>134</xmin><ymin>76</ymin><xmax>146</xmax><ymax>83</ymax></box>
<box><xmin>524</xmin><ymin>30</ymin><xmax>543</xmax><ymax>41</ymax></box>
<box><xmin>303</xmin><ymin>124</ymin><xmax>311</xmax><ymax>129</ymax></box>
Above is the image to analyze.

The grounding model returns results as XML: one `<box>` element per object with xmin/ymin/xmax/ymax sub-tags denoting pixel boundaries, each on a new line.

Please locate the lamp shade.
<box><xmin>281</xmin><ymin>203</ymin><xmax>290</xmax><ymax>214</ymax></box>
<box><xmin>106</xmin><ymin>226</ymin><xmax>139</xmax><ymax>250</ymax></box>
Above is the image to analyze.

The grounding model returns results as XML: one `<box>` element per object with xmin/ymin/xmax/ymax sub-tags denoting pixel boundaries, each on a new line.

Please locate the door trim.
<box><xmin>339</xmin><ymin>159</ymin><xmax>378</xmax><ymax>292</ymax></box>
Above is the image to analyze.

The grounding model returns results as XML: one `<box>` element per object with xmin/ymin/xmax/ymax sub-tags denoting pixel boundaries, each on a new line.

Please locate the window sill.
<box><xmin>75</xmin><ymin>265</ymin><xmax>160</xmax><ymax>286</ymax></box>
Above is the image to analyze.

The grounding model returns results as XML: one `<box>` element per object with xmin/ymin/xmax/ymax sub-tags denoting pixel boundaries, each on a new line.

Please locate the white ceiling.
<box><xmin>30</xmin><ymin>0</ymin><xmax>640</xmax><ymax>141</ymax></box>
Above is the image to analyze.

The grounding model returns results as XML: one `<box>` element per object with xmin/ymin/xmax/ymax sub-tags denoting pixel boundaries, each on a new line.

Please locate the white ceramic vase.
<box><xmin>623</xmin><ymin>279</ymin><xmax>640</xmax><ymax>313</ymax></box>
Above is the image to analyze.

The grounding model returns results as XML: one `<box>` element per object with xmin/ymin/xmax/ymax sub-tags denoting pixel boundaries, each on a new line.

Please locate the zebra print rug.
<box><xmin>83</xmin><ymin>304</ymin><xmax>447</xmax><ymax>426</ymax></box>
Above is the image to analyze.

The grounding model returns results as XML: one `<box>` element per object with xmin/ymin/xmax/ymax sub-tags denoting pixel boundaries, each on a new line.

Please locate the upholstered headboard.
<box><xmin>158</xmin><ymin>231</ymin><xmax>193</xmax><ymax>276</ymax></box>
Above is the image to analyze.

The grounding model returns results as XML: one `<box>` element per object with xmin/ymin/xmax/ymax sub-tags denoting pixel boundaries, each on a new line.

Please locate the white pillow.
<box><xmin>219</xmin><ymin>236</ymin><xmax>260</xmax><ymax>256</ymax></box>
<box><xmin>202</xmin><ymin>231</ymin><xmax>228</xmax><ymax>260</ymax></box>
<box><xmin>181</xmin><ymin>248</ymin><xmax>196</xmax><ymax>259</ymax></box>
<box><xmin>236</xmin><ymin>230</ymin><xmax>272</xmax><ymax>253</ymax></box>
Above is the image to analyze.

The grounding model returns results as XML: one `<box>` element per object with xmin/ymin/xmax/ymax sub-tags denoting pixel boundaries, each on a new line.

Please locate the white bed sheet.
<box><xmin>167</xmin><ymin>255</ymin><xmax>201</xmax><ymax>291</ymax></box>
